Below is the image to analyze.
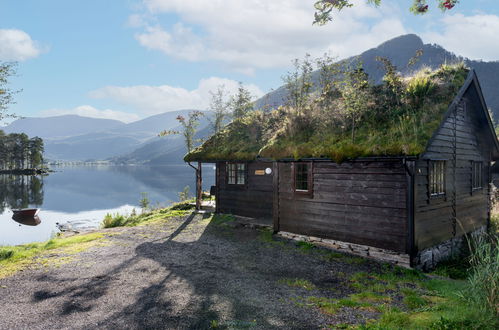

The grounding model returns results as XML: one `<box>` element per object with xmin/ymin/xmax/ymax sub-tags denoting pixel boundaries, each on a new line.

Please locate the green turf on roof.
<box><xmin>186</xmin><ymin>64</ymin><xmax>469</xmax><ymax>163</ymax></box>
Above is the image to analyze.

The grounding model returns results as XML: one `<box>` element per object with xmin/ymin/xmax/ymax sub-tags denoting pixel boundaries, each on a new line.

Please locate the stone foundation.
<box><xmin>412</xmin><ymin>226</ymin><xmax>487</xmax><ymax>271</ymax></box>
<box><xmin>277</xmin><ymin>231</ymin><xmax>411</xmax><ymax>268</ymax></box>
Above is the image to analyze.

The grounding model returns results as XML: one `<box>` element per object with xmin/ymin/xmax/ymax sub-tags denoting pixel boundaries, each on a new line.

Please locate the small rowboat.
<box><xmin>12</xmin><ymin>208</ymin><xmax>41</xmax><ymax>226</ymax></box>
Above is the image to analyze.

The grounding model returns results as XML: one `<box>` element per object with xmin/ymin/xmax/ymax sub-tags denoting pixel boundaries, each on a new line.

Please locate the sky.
<box><xmin>1</xmin><ymin>0</ymin><xmax>499</xmax><ymax>124</ymax></box>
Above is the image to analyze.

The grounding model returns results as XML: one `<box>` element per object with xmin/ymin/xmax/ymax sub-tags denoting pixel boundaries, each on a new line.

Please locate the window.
<box><xmin>227</xmin><ymin>163</ymin><xmax>246</xmax><ymax>185</ymax></box>
<box><xmin>472</xmin><ymin>161</ymin><xmax>483</xmax><ymax>190</ymax></box>
<box><xmin>294</xmin><ymin>163</ymin><xmax>311</xmax><ymax>192</ymax></box>
<box><xmin>429</xmin><ymin>160</ymin><xmax>446</xmax><ymax>197</ymax></box>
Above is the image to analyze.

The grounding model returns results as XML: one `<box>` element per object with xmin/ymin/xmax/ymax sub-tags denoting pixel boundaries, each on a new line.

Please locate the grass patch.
<box><xmin>278</xmin><ymin>278</ymin><xmax>316</xmax><ymax>291</ymax></box>
<box><xmin>297</xmin><ymin>241</ymin><xmax>315</xmax><ymax>252</ymax></box>
<box><xmin>0</xmin><ymin>232</ymin><xmax>107</xmax><ymax>279</ymax></box>
<box><xmin>101</xmin><ymin>200</ymin><xmax>194</xmax><ymax>228</ymax></box>
<box><xmin>257</xmin><ymin>228</ymin><xmax>287</xmax><ymax>248</ymax></box>
<box><xmin>210</xmin><ymin>214</ymin><xmax>235</xmax><ymax>226</ymax></box>
<box><xmin>321</xmin><ymin>250</ymin><xmax>367</xmax><ymax>265</ymax></box>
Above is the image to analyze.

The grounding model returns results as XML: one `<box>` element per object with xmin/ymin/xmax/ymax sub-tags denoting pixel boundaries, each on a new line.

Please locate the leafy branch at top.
<box><xmin>313</xmin><ymin>0</ymin><xmax>459</xmax><ymax>25</ymax></box>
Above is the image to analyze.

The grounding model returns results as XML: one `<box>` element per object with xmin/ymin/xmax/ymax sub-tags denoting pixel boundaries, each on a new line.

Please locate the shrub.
<box><xmin>102</xmin><ymin>213</ymin><xmax>127</xmax><ymax>228</ymax></box>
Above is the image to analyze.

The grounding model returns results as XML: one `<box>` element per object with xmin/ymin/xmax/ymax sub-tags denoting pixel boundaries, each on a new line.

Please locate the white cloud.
<box><xmin>423</xmin><ymin>14</ymin><xmax>499</xmax><ymax>61</ymax></box>
<box><xmin>0</xmin><ymin>29</ymin><xmax>44</xmax><ymax>61</ymax></box>
<box><xmin>40</xmin><ymin>105</ymin><xmax>140</xmax><ymax>123</ymax></box>
<box><xmin>131</xmin><ymin>0</ymin><xmax>406</xmax><ymax>73</ymax></box>
<box><xmin>89</xmin><ymin>77</ymin><xmax>264</xmax><ymax>115</ymax></box>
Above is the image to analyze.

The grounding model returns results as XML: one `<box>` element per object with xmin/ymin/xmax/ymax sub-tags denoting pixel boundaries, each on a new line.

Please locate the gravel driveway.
<box><xmin>0</xmin><ymin>213</ymin><xmax>385</xmax><ymax>329</ymax></box>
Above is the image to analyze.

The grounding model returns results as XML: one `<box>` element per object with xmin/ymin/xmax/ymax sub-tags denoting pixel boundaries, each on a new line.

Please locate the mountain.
<box><xmin>108</xmin><ymin>116</ymin><xmax>212</xmax><ymax>165</ymax></box>
<box><xmin>255</xmin><ymin>34</ymin><xmax>499</xmax><ymax>120</ymax></box>
<box><xmin>43</xmin><ymin>110</ymin><xmax>205</xmax><ymax>161</ymax></box>
<box><xmin>1</xmin><ymin>115</ymin><xmax>125</xmax><ymax>139</ymax></box>
<box><xmin>1</xmin><ymin>110</ymin><xmax>210</xmax><ymax>161</ymax></box>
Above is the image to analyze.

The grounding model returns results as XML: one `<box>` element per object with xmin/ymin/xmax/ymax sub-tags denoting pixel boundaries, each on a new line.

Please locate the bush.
<box><xmin>102</xmin><ymin>213</ymin><xmax>127</xmax><ymax>228</ymax></box>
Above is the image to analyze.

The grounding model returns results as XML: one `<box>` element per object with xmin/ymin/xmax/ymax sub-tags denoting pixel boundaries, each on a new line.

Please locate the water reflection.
<box><xmin>12</xmin><ymin>208</ymin><xmax>41</xmax><ymax>226</ymax></box>
<box><xmin>0</xmin><ymin>164</ymin><xmax>215</xmax><ymax>245</ymax></box>
<box><xmin>0</xmin><ymin>174</ymin><xmax>44</xmax><ymax>214</ymax></box>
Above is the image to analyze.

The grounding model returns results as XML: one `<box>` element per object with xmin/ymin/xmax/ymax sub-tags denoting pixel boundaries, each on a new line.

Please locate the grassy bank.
<box><xmin>0</xmin><ymin>232</ymin><xmax>108</xmax><ymax>279</ymax></box>
<box><xmin>101</xmin><ymin>200</ymin><xmax>195</xmax><ymax>228</ymax></box>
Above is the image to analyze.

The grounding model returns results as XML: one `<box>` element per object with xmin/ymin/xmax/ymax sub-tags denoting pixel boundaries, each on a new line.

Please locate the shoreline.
<box><xmin>0</xmin><ymin>168</ymin><xmax>50</xmax><ymax>175</ymax></box>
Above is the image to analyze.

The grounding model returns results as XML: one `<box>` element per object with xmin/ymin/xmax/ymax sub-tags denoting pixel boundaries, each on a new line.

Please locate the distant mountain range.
<box><xmin>1</xmin><ymin>111</ymin><xmax>211</xmax><ymax>163</ymax></box>
<box><xmin>3</xmin><ymin>34</ymin><xmax>498</xmax><ymax>163</ymax></box>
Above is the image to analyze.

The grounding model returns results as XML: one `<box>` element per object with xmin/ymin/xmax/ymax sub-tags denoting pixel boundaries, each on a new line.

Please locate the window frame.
<box><xmin>471</xmin><ymin>161</ymin><xmax>483</xmax><ymax>191</ymax></box>
<box><xmin>428</xmin><ymin>160</ymin><xmax>446</xmax><ymax>199</ymax></box>
<box><xmin>293</xmin><ymin>162</ymin><xmax>313</xmax><ymax>196</ymax></box>
<box><xmin>226</xmin><ymin>162</ymin><xmax>247</xmax><ymax>186</ymax></box>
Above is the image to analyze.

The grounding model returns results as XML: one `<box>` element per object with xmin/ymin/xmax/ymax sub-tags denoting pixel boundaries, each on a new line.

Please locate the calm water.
<box><xmin>0</xmin><ymin>164</ymin><xmax>215</xmax><ymax>246</ymax></box>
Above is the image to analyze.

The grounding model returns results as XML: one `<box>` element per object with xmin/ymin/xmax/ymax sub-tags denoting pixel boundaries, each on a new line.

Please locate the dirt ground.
<box><xmin>0</xmin><ymin>213</ymin><xmax>387</xmax><ymax>329</ymax></box>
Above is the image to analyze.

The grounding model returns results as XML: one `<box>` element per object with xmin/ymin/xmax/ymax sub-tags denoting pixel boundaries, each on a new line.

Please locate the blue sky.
<box><xmin>1</xmin><ymin>0</ymin><xmax>499</xmax><ymax>123</ymax></box>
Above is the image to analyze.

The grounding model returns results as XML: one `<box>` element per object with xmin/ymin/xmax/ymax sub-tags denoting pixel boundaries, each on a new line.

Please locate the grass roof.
<box><xmin>186</xmin><ymin>63</ymin><xmax>469</xmax><ymax>163</ymax></box>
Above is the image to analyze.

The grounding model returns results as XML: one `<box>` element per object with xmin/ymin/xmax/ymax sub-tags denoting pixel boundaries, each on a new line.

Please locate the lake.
<box><xmin>0</xmin><ymin>164</ymin><xmax>215</xmax><ymax>246</ymax></box>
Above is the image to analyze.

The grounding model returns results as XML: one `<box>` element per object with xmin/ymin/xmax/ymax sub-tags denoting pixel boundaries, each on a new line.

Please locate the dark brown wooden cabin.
<box><xmin>200</xmin><ymin>70</ymin><xmax>499</xmax><ymax>268</ymax></box>
<box><xmin>214</xmin><ymin>161</ymin><xmax>274</xmax><ymax>221</ymax></box>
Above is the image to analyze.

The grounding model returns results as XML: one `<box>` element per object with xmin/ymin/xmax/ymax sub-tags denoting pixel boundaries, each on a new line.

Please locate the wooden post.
<box><xmin>196</xmin><ymin>161</ymin><xmax>202</xmax><ymax>210</ymax></box>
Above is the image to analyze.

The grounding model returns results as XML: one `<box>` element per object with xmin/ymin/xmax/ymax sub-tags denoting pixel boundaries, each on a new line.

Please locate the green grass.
<box><xmin>101</xmin><ymin>200</ymin><xmax>195</xmax><ymax>228</ymax></box>
<box><xmin>278</xmin><ymin>278</ymin><xmax>316</xmax><ymax>291</ymax></box>
<box><xmin>286</xmin><ymin>259</ymin><xmax>498</xmax><ymax>329</ymax></box>
<box><xmin>0</xmin><ymin>232</ymin><xmax>107</xmax><ymax>279</ymax></box>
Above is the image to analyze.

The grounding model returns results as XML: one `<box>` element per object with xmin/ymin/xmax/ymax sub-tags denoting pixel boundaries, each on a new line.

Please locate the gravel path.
<box><xmin>0</xmin><ymin>213</ymin><xmax>382</xmax><ymax>329</ymax></box>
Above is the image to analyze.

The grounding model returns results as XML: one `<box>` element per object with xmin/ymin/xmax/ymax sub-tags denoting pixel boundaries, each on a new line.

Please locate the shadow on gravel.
<box><xmin>30</xmin><ymin>213</ymin><xmax>338</xmax><ymax>329</ymax></box>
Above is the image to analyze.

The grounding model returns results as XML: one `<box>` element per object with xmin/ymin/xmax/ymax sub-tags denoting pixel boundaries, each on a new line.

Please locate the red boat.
<box><xmin>12</xmin><ymin>208</ymin><xmax>41</xmax><ymax>226</ymax></box>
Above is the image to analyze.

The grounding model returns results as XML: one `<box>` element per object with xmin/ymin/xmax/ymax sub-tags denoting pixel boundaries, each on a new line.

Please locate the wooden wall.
<box><xmin>415</xmin><ymin>83</ymin><xmax>491</xmax><ymax>250</ymax></box>
<box><xmin>216</xmin><ymin>161</ymin><xmax>273</xmax><ymax>219</ymax></box>
<box><xmin>276</xmin><ymin>161</ymin><xmax>409</xmax><ymax>252</ymax></box>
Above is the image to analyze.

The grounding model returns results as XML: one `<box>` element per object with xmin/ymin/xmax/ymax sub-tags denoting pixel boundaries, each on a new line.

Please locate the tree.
<box><xmin>159</xmin><ymin>110</ymin><xmax>204</xmax><ymax>210</ymax></box>
<box><xmin>231</xmin><ymin>82</ymin><xmax>254</xmax><ymax>120</ymax></box>
<box><xmin>208</xmin><ymin>85</ymin><xmax>231</xmax><ymax>135</ymax></box>
<box><xmin>313</xmin><ymin>0</ymin><xmax>459</xmax><ymax>25</ymax></box>
<box><xmin>0</xmin><ymin>62</ymin><xmax>19</xmax><ymax>123</ymax></box>
<box><xmin>336</xmin><ymin>62</ymin><xmax>371</xmax><ymax>143</ymax></box>
<box><xmin>283</xmin><ymin>54</ymin><xmax>314</xmax><ymax>114</ymax></box>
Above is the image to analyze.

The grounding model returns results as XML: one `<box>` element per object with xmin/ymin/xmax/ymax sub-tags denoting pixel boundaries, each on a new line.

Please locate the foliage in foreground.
<box><xmin>187</xmin><ymin>63</ymin><xmax>468</xmax><ymax>163</ymax></box>
<box><xmin>101</xmin><ymin>200</ymin><xmax>195</xmax><ymax>228</ymax></box>
<box><xmin>270</xmin><ymin>240</ymin><xmax>498</xmax><ymax>329</ymax></box>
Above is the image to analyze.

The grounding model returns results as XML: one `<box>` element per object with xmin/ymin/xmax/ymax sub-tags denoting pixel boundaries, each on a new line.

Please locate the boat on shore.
<box><xmin>12</xmin><ymin>208</ymin><xmax>41</xmax><ymax>226</ymax></box>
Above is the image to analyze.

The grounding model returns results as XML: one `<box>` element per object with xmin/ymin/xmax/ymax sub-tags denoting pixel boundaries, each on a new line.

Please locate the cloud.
<box><xmin>89</xmin><ymin>77</ymin><xmax>264</xmax><ymax>115</ymax></box>
<box><xmin>423</xmin><ymin>14</ymin><xmax>499</xmax><ymax>61</ymax></box>
<box><xmin>40</xmin><ymin>105</ymin><xmax>140</xmax><ymax>123</ymax></box>
<box><xmin>0</xmin><ymin>29</ymin><xmax>44</xmax><ymax>61</ymax></box>
<box><xmin>131</xmin><ymin>0</ymin><xmax>406</xmax><ymax>73</ymax></box>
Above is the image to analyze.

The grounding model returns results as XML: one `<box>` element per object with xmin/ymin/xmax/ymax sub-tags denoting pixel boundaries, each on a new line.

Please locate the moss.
<box><xmin>187</xmin><ymin>64</ymin><xmax>469</xmax><ymax>162</ymax></box>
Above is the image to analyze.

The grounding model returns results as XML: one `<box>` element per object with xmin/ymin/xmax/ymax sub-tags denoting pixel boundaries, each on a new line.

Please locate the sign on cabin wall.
<box><xmin>255</xmin><ymin>170</ymin><xmax>265</xmax><ymax>175</ymax></box>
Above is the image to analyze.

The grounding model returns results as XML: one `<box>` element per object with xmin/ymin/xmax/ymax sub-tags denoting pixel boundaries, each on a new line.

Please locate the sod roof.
<box><xmin>186</xmin><ymin>64</ymin><xmax>488</xmax><ymax>163</ymax></box>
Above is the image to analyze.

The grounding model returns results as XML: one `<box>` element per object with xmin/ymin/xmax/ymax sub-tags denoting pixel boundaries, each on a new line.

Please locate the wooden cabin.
<box><xmin>188</xmin><ymin>69</ymin><xmax>499</xmax><ymax>269</ymax></box>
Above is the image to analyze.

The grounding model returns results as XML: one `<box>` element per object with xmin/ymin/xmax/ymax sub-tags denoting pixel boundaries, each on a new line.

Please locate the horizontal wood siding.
<box><xmin>278</xmin><ymin>161</ymin><xmax>408</xmax><ymax>252</ymax></box>
<box><xmin>217</xmin><ymin>161</ymin><xmax>273</xmax><ymax>219</ymax></box>
<box><xmin>415</xmin><ymin>84</ymin><xmax>491</xmax><ymax>250</ymax></box>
